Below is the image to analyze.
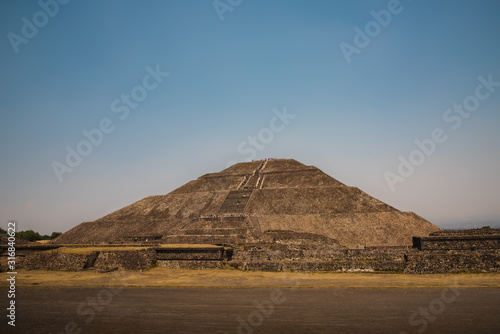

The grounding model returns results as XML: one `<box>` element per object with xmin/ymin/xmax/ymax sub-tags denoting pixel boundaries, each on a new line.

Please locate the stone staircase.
<box><xmin>163</xmin><ymin>216</ymin><xmax>252</xmax><ymax>245</ymax></box>
<box><xmin>162</xmin><ymin>160</ymin><xmax>274</xmax><ymax>245</ymax></box>
<box><xmin>219</xmin><ymin>190</ymin><xmax>253</xmax><ymax>213</ymax></box>
<box><xmin>244</xmin><ymin>175</ymin><xmax>259</xmax><ymax>189</ymax></box>
<box><xmin>237</xmin><ymin>174</ymin><xmax>251</xmax><ymax>189</ymax></box>
<box><xmin>255</xmin><ymin>175</ymin><xmax>265</xmax><ymax>189</ymax></box>
<box><xmin>239</xmin><ymin>159</ymin><xmax>269</xmax><ymax>190</ymax></box>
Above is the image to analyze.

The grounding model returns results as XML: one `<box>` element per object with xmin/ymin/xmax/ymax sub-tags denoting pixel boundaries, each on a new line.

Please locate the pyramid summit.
<box><xmin>56</xmin><ymin>158</ymin><xmax>440</xmax><ymax>246</ymax></box>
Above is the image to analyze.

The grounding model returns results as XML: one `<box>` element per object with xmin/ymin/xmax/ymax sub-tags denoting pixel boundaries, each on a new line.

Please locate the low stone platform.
<box><xmin>2</xmin><ymin>237</ymin><xmax>500</xmax><ymax>273</ymax></box>
<box><xmin>413</xmin><ymin>234</ymin><xmax>500</xmax><ymax>250</ymax></box>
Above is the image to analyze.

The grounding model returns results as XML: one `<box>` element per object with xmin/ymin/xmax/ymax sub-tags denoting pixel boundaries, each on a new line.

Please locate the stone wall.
<box><xmin>414</xmin><ymin>235</ymin><xmax>500</xmax><ymax>250</ymax></box>
<box><xmin>431</xmin><ymin>228</ymin><xmax>500</xmax><ymax>236</ymax></box>
<box><xmin>92</xmin><ymin>249</ymin><xmax>157</xmax><ymax>271</ymax></box>
<box><xmin>225</xmin><ymin>243</ymin><xmax>500</xmax><ymax>273</ymax></box>
<box><xmin>232</xmin><ymin>244</ymin><xmax>409</xmax><ymax>261</ymax></box>
<box><xmin>19</xmin><ymin>252</ymin><xmax>92</xmax><ymax>271</ymax></box>
<box><xmin>157</xmin><ymin>260</ymin><xmax>223</xmax><ymax>269</ymax></box>
<box><xmin>228</xmin><ymin>245</ymin><xmax>411</xmax><ymax>272</ymax></box>
<box><xmin>2</xmin><ymin>249</ymin><xmax>156</xmax><ymax>271</ymax></box>
<box><xmin>228</xmin><ymin>260</ymin><xmax>408</xmax><ymax>272</ymax></box>
<box><xmin>258</xmin><ymin>230</ymin><xmax>340</xmax><ymax>248</ymax></box>
<box><xmin>2</xmin><ymin>241</ymin><xmax>500</xmax><ymax>274</ymax></box>
<box><xmin>404</xmin><ymin>250</ymin><xmax>500</xmax><ymax>274</ymax></box>
<box><xmin>155</xmin><ymin>246</ymin><xmax>225</xmax><ymax>260</ymax></box>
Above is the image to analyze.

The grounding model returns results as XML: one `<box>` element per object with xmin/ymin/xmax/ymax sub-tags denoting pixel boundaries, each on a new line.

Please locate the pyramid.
<box><xmin>56</xmin><ymin>159</ymin><xmax>440</xmax><ymax>246</ymax></box>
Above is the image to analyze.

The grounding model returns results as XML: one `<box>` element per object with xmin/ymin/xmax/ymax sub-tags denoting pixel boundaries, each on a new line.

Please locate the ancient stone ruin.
<box><xmin>55</xmin><ymin>158</ymin><xmax>439</xmax><ymax>246</ymax></box>
<box><xmin>2</xmin><ymin>159</ymin><xmax>499</xmax><ymax>273</ymax></box>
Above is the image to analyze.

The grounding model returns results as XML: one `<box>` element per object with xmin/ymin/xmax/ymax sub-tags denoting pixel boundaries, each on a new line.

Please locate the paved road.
<box><xmin>1</xmin><ymin>287</ymin><xmax>499</xmax><ymax>333</ymax></box>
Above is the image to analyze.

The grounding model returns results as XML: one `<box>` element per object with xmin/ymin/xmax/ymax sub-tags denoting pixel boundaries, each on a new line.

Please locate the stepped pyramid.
<box><xmin>56</xmin><ymin>159</ymin><xmax>440</xmax><ymax>246</ymax></box>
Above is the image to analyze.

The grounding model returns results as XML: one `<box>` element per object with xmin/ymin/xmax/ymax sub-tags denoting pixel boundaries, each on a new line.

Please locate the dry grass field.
<box><xmin>2</xmin><ymin>268</ymin><xmax>499</xmax><ymax>289</ymax></box>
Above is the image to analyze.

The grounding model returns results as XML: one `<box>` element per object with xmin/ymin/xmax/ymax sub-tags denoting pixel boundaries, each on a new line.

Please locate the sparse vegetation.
<box><xmin>3</xmin><ymin>268</ymin><xmax>500</xmax><ymax>289</ymax></box>
<box><xmin>14</xmin><ymin>230</ymin><xmax>62</xmax><ymax>242</ymax></box>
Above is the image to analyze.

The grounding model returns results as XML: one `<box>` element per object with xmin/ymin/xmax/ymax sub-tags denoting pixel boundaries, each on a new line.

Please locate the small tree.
<box><xmin>50</xmin><ymin>232</ymin><xmax>62</xmax><ymax>239</ymax></box>
<box><xmin>16</xmin><ymin>230</ymin><xmax>43</xmax><ymax>242</ymax></box>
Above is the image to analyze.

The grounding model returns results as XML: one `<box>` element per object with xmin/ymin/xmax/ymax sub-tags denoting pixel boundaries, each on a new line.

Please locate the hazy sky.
<box><xmin>1</xmin><ymin>0</ymin><xmax>499</xmax><ymax>234</ymax></box>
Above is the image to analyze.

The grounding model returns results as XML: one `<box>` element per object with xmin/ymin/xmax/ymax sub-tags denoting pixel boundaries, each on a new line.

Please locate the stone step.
<box><xmin>219</xmin><ymin>190</ymin><xmax>252</xmax><ymax>213</ymax></box>
<box><xmin>157</xmin><ymin>260</ymin><xmax>223</xmax><ymax>269</ymax></box>
<box><xmin>246</xmin><ymin>175</ymin><xmax>260</xmax><ymax>188</ymax></box>
<box><xmin>156</xmin><ymin>251</ymin><xmax>223</xmax><ymax>261</ymax></box>
<box><xmin>199</xmin><ymin>216</ymin><xmax>247</xmax><ymax>222</ymax></box>
<box><xmin>188</xmin><ymin>219</ymin><xmax>250</xmax><ymax>229</ymax></box>
<box><xmin>181</xmin><ymin>228</ymin><xmax>248</xmax><ymax>236</ymax></box>
<box><xmin>163</xmin><ymin>235</ymin><xmax>246</xmax><ymax>244</ymax></box>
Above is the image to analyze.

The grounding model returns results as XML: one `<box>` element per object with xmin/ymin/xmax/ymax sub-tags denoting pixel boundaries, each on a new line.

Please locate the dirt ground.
<box><xmin>1</xmin><ymin>270</ymin><xmax>500</xmax><ymax>333</ymax></box>
<box><xmin>1</xmin><ymin>287</ymin><xmax>499</xmax><ymax>333</ymax></box>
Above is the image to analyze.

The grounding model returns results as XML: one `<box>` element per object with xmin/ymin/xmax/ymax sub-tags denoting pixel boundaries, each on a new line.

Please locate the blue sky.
<box><xmin>1</xmin><ymin>0</ymin><xmax>499</xmax><ymax>234</ymax></box>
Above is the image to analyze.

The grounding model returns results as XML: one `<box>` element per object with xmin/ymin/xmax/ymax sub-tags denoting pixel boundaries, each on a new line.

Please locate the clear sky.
<box><xmin>1</xmin><ymin>0</ymin><xmax>499</xmax><ymax>234</ymax></box>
